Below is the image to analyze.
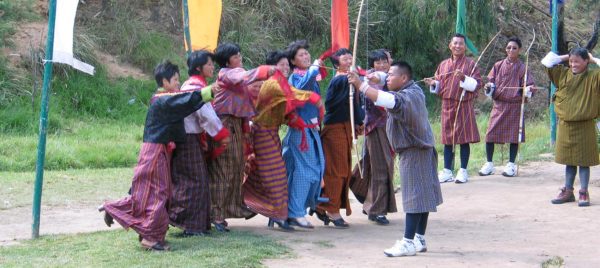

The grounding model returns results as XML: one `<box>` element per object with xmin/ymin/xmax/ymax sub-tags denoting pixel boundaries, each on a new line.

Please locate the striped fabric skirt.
<box><xmin>397</xmin><ymin>147</ymin><xmax>443</xmax><ymax>213</ymax></box>
<box><xmin>103</xmin><ymin>143</ymin><xmax>171</xmax><ymax>243</ymax></box>
<box><xmin>362</xmin><ymin>127</ymin><xmax>397</xmax><ymax>215</ymax></box>
<box><xmin>318</xmin><ymin>122</ymin><xmax>353</xmax><ymax>216</ymax></box>
<box><xmin>207</xmin><ymin>115</ymin><xmax>254</xmax><ymax>221</ymax></box>
<box><xmin>169</xmin><ymin>134</ymin><xmax>211</xmax><ymax>232</ymax></box>
<box><xmin>441</xmin><ymin>99</ymin><xmax>480</xmax><ymax>145</ymax></box>
<box><xmin>486</xmin><ymin>101</ymin><xmax>524</xmax><ymax>143</ymax></box>
<box><xmin>243</xmin><ymin>125</ymin><xmax>288</xmax><ymax>220</ymax></box>
<box><xmin>555</xmin><ymin>119</ymin><xmax>599</xmax><ymax>167</ymax></box>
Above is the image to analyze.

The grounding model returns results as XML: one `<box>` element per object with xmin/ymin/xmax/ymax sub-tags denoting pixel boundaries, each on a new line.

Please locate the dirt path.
<box><xmin>2</xmin><ymin>161</ymin><xmax>599</xmax><ymax>267</ymax></box>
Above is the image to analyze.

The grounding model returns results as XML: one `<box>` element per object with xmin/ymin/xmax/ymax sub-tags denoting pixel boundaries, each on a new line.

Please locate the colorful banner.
<box><xmin>184</xmin><ymin>0</ymin><xmax>222</xmax><ymax>52</ymax></box>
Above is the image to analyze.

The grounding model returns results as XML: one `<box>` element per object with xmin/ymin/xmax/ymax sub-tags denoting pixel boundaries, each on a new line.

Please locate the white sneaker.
<box><xmin>438</xmin><ymin>169</ymin><xmax>454</xmax><ymax>183</ymax></box>
<box><xmin>384</xmin><ymin>239</ymin><xmax>417</xmax><ymax>257</ymax></box>
<box><xmin>455</xmin><ymin>168</ymin><xmax>469</xmax><ymax>183</ymax></box>
<box><xmin>502</xmin><ymin>162</ymin><xmax>516</xmax><ymax>177</ymax></box>
<box><xmin>414</xmin><ymin>234</ymin><xmax>427</xmax><ymax>252</ymax></box>
<box><xmin>478</xmin><ymin>162</ymin><xmax>495</xmax><ymax>176</ymax></box>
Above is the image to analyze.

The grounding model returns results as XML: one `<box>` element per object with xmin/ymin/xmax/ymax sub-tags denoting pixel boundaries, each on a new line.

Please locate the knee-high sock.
<box><xmin>565</xmin><ymin>165</ymin><xmax>577</xmax><ymax>189</ymax></box>
<box><xmin>443</xmin><ymin>145</ymin><xmax>453</xmax><ymax>170</ymax></box>
<box><xmin>579</xmin><ymin>166</ymin><xmax>590</xmax><ymax>190</ymax></box>
<box><xmin>509</xmin><ymin>143</ymin><xmax>518</xmax><ymax>163</ymax></box>
<box><xmin>486</xmin><ymin>142</ymin><xmax>494</xmax><ymax>162</ymax></box>
<box><xmin>460</xmin><ymin>144</ymin><xmax>470</xmax><ymax>169</ymax></box>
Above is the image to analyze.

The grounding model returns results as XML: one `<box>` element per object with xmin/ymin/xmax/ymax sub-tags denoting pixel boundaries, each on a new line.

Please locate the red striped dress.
<box><xmin>243</xmin><ymin>77</ymin><xmax>319</xmax><ymax>220</ymax></box>
<box><xmin>434</xmin><ymin>56</ymin><xmax>482</xmax><ymax>145</ymax></box>
<box><xmin>485</xmin><ymin>58</ymin><xmax>535</xmax><ymax>143</ymax></box>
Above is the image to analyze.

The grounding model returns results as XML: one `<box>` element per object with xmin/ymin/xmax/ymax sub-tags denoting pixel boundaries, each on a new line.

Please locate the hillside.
<box><xmin>0</xmin><ymin>0</ymin><xmax>598</xmax><ymax>171</ymax></box>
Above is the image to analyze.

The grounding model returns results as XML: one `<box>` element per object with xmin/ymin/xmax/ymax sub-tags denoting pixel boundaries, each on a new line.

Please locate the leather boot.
<box><xmin>551</xmin><ymin>187</ymin><xmax>575</xmax><ymax>204</ymax></box>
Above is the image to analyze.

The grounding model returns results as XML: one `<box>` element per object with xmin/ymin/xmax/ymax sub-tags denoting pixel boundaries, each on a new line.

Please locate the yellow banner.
<box><xmin>184</xmin><ymin>0</ymin><xmax>222</xmax><ymax>52</ymax></box>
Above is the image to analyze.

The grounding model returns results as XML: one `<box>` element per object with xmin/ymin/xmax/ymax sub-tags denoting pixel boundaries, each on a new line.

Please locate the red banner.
<box><xmin>331</xmin><ymin>0</ymin><xmax>349</xmax><ymax>51</ymax></box>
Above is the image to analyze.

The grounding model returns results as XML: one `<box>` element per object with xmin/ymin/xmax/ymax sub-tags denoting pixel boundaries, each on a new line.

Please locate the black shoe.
<box><xmin>212</xmin><ymin>222</ymin><xmax>230</xmax><ymax>232</ymax></box>
<box><xmin>312</xmin><ymin>210</ymin><xmax>331</xmax><ymax>226</ymax></box>
<box><xmin>103</xmin><ymin>212</ymin><xmax>114</xmax><ymax>227</ymax></box>
<box><xmin>330</xmin><ymin>217</ymin><xmax>350</xmax><ymax>228</ymax></box>
<box><xmin>245</xmin><ymin>211</ymin><xmax>257</xmax><ymax>220</ymax></box>
<box><xmin>268</xmin><ymin>218</ymin><xmax>295</xmax><ymax>231</ymax></box>
<box><xmin>287</xmin><ymin>218</ymin><xmax>314</xmax><ymax>229</ymax></box>
<box><xmin>368</xmin><ymin>215</ymin><xmax>390</xmax><ymax>225</ymax></box>
<box><xmin>183</xmin><ymin>230</ymin><xmax>211</xmax><ymax>237</ymax></box>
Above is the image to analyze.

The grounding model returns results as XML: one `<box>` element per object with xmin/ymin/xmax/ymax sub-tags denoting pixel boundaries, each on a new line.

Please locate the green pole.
<box><xmin>32</xmin><ymin>0</ymin><xmax>56</xmax><ymax>239</ymax></box>
<box><xmin>549</xmin><ymin>0</ymin><xmax>558</xmax><ymax>145</ymax></box>
<box><xmin>183</xmin><ymin>0</ymin><xmax>192</xmax><ymax>56</ymax></box>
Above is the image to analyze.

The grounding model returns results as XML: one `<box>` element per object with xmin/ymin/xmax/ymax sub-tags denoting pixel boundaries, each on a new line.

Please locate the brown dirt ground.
<box><xmin>1</xmin><ymin>161</ymin><xmax>599</xmax><ymax>267</ymax></box>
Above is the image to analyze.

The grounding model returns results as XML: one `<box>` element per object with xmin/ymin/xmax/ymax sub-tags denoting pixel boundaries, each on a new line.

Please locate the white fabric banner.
<box><xmin>52</xmin><ymin>0</ymin><xmax>95</xmax><ymax>75</ymax></box>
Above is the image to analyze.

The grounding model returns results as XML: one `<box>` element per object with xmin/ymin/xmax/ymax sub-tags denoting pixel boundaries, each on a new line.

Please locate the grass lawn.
<box><xmin>0</xmin><ymin>229</ymin><xmax>288</xmax><ymax>267</ymax></box>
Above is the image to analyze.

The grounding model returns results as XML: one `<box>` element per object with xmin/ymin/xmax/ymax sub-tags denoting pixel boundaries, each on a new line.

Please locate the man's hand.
<box><xmin>454</xmin><ymin>70</ymin><xmax>466</xmax><ymax>81</ymax></box>
<box><xmin>423</xmin><ymin>77</ymin><xmax>436</xmax><ymax>86</ymax></box>
<box><xmin>356</xmin><ymin>124</ymin><xmax>365</xmax><ymax>136</ymax></box>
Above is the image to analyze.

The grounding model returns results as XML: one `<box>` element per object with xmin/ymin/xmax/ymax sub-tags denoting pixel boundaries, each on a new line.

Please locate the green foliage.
<box><xmin>367</xmin><ymin>0</ymin><xmax>496</xmax><ymax>78</ymax></box>
<box><xmin>0</xmin><ymin>69</ymin><xmax>154</xmax><ymax>134</ymax></box>
<box><xmin>78</xmin><ymin>2</ymin><xmax>184</xmax><ymax>73</ymax></box>
<box><xmin>0</xmin><ymin>230</ymin><xmax>288</xmax><ymax>267</ymax></box>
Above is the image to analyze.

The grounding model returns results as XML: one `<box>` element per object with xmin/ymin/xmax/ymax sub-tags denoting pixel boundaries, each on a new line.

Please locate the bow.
<box><xmin>516</xmin><ymin>28</ymin><xmax>536</xmax><ymax>176</ymax></box>
<box><xmin>349</xmin><ymin>0</ymin><xmax>366</xmax><ymax>178</ymax></box>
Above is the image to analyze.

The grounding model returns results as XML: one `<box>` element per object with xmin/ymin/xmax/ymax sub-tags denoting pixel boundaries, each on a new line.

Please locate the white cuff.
<box><xmin>524</xmin><ymin>86</ymin><xmax>533</xmax><ymax>99</ymax></box>
<box><xmin>485</xmin><ymin>83</ymin><xmax>495</xmax><ymax>98</ymax></box>
<box><xmin>374</xmin><ymin>91</ymin><xmax>396</xmax><ymax>109</ymax></box>
<box><xmin>359</xmin><ymin>81</ymin><xmax>370</xmax><ymax>93</ymax></box>
<box><xmin>460</xmin><ymin>76</ymin><xmax>477</xmax><ymax>92</ymax></box>
<box><xmin>541</xmin><ymin>52</ymin><xmax>562</xmax><ymax>68</ymax></box>
<box><xmin>429</xmin><ymin>80</ymin><xmax>440</xmax><ymax>94</ymax></box>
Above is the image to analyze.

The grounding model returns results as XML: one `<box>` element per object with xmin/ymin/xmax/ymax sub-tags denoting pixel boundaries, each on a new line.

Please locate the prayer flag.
<box><xmin>52</xmin><ymin>0</ymin><xmax>95</xmax><ymax>75</ymax></box>
<box><xmin>331</xmin><ymin>0</ymin><xmax>350</xmax><ymax>51</ymax></box>
<box><xmin>184</xmin><ymin>0</ymin><xmax>222</xmax><ymax>52</ymax></box>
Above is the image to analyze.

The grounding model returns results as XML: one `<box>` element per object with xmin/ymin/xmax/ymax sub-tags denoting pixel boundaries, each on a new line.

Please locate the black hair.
<box><xmin>187</xmin><ymin>50</ymin><xmax>214</xmax><ymax>76</ymax></box>
<box><xmin>154</xmin><ymin>60</ymin><xmax>179</xmax><ymax>87</ymax></box>
<box><xmin>368</xmin><ymin>49</ymin><xmax>388</xmax><ymax>68</ymax></box>
<box><xmin>286</xmin><ymin>40</ymin><xmax>310</xmax><ymax>69</ymax></box>
<box><xmin>390</xmin><ymin>60</ymin><xmax>413</xmax><ymax>79</ymax></box>
<box><xmin>330</xmin><ymin>48</ymin><xmax>352</xmax><ymax>68</ymax></box>
<box><xmin>569</xmin><ymin>47</ymin><xmax>590</xmax><ymax>60</ymax></box>
<box><xmin>214</xmin><ymin>42</ymin><xmax>241</xmax><ymax>68</ymax></box>
<box><xmin>266</xmin><ymin>50</ymin><xmax>288</xmax><ymax>65</ymax></box>
<box><xmin>507</xmin><ymin>37</ymin><xmax>522</xmax><ymax>48</ymax></box>
<box><xmin>452</xmin><ymin>33</ymin><xmax>467</xmax><ymax>42</ymax></box>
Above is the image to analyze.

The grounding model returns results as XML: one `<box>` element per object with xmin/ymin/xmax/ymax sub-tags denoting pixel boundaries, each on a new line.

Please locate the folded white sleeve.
<box><xmin>374</xmin><ymin>91</ymin><xmax>396</xmax><ymax>109</ymax></box>
<box><xmin>524</xmin><ymin>86</ymin><xmax>533</xmax><ymax>99</ymax></box>
<box><xmin>429</xmin><ymin>80</ymin><xmax>440</xmax><ymax>94</ymax></box>
<box><xmin>460</xmin><ymin>76</ymin><xmax>477</xmax><ymax>92</ymax></box>
<box><xmin>541</xmin><ymin>52</ymin><xmax>562</xmax><ymax>68</ymax></box>
<box><xmin>484</xmin><ymin>83</ymin><xmax>495</xmax><ymax>98</ymax></box>
<box><xmin>197</xmin><ymin>104</ymin><xmax>223</xmax><ymax>137</ymax></box>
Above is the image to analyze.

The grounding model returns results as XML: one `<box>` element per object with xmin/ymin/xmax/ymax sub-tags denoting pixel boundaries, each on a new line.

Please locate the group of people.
<box><xmin>96</xmin><ymin>32</ymin><xmax>599</xmax><ymax>257</ymax></box>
